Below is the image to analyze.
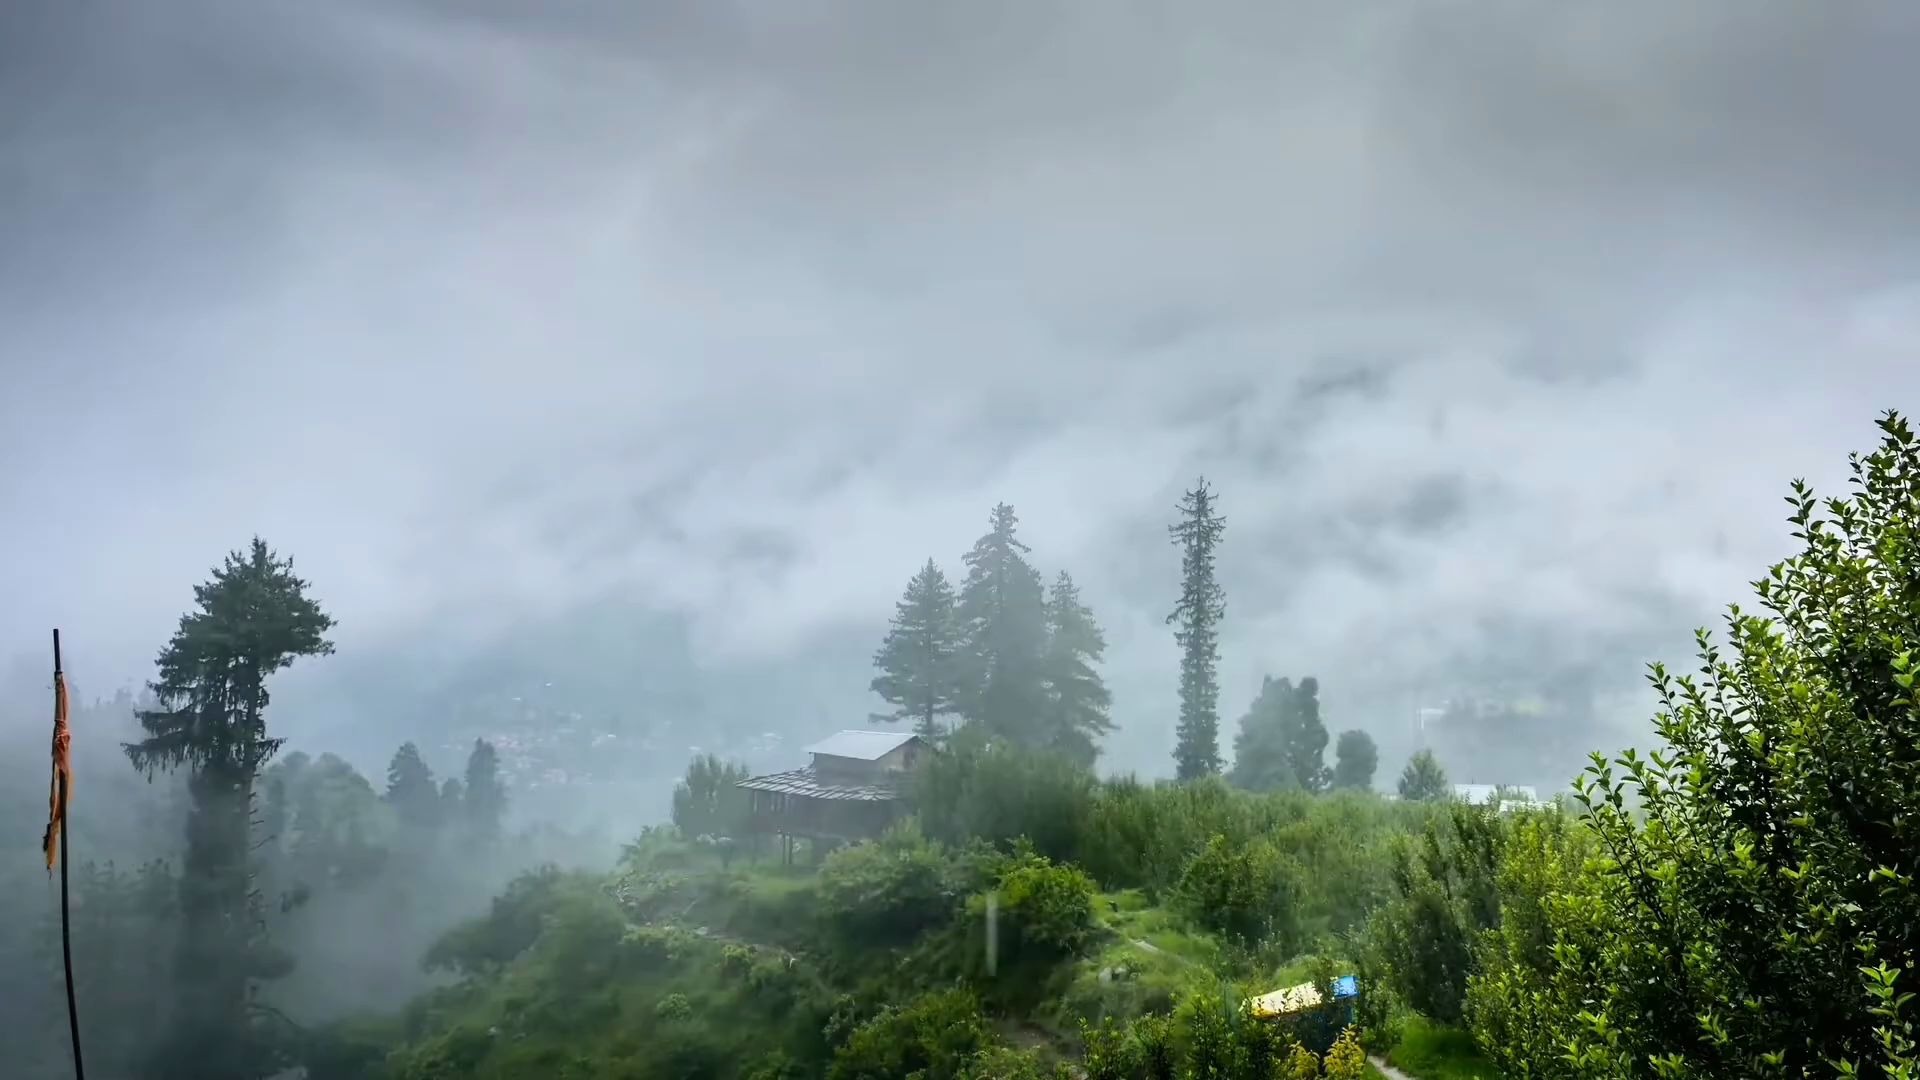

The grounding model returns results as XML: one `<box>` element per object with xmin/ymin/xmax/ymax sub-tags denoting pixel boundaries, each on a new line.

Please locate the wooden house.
<box><xmin>736</xmin><ymin>730</ymin><xmax>927</xmax><ymax>863</ymax></box>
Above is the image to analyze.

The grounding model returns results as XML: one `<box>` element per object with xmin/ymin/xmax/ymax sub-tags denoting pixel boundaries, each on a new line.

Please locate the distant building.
<box><xmin>736</xmin><ymin>730</ymin><xmax>927</xmax><ymax>864</ymax></box>
<box><xmin>1452</xmin><ymin>783</ymin><xmax>1549</xmax><ymax>811</ymax></box>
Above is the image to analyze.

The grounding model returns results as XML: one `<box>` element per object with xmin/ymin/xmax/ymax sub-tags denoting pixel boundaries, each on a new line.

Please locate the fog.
<box><xmin>3</xmin><ymin>1</ymin><xmax>1920</xmax><ymax>1070</ymax></box>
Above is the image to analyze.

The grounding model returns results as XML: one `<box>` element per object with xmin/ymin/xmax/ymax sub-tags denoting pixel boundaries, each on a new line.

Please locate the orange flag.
<box><xmin>42</xmin><ymin>671</ymin><xmax>71</xmax><ymax>873</ymax></box>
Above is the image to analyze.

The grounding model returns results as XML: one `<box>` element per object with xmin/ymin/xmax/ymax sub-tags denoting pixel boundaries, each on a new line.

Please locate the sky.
<box><xmin>4</xmin><ymin>0</ymin><xmax>1920</xmax><ymax>780</ymax></box>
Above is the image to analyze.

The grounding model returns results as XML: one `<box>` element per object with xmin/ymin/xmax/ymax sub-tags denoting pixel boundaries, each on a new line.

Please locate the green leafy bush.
<box><xmin>1176</xmin><ymin>834</ymin><xmax>1302</xmax><ymax>949</ymax></box>
<box><xmin>1467</xmin><ymin>412</ymin><xmax>1920</xmax><ymax>1077</ymax></box>
<box><xmin>989</xmin><ymin>853</ymin><xmax>1098</xmax><ymax>958</ymax></box>
<box><xmin>827</xmin><ymin>988</ymin><xmax>991</xmax><ymax>1080</ymax></box>
<box><xmin>816</xmin><ymin>822</ymin><xmax>958</xmax><ymax>948</ymax></box>
<box><xmin>914</xmin><ymin>727</ymin><xmax>1096</xmax><ymax>864</ymax></box>
<box><xmin>420</xmin><ymin>865</ymin><xmax>575</xmax><ymax>977</ymax></box>
<box><xmin>1360</xmin><ymin>803</ymin><xmax>1503</xmax><ymax>1024</ymax></box>
<box><xmin>1081</xmin><ymin>1014</ymin><xmax>1178</xmax><ymax>1080</ymax></box>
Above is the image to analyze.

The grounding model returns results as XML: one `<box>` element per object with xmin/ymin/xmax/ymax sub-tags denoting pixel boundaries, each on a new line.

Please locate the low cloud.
<box><xmin>3</xmin><ymin>1</ymin><xmax>1919</xmax><ymax>781</ymax></box>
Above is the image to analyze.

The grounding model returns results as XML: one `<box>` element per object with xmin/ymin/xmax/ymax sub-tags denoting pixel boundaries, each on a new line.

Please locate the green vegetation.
<box><xmin>23</xmin><ymin>413</ymin><xmax>1920</xmax><ymax>1079</ymax></box>
<box><xmin>126</xmin><ymin>538</ymin><xmax>337</xmax><ymax>1080</ymax></box>
<box><xmin>351</xmin><ymin>413</ymin><xmax>1920</xmax><ymax>1078</ymax></box>
<box><xmin>1168</xmin><ymin>477</ymin><xmax>1229</xmax><ymax>780</ymax></box>
<box><xmin>1384</xmin><ymin>1016</ymin><xmax>1501</xmax><ymax>1080</ymax></box>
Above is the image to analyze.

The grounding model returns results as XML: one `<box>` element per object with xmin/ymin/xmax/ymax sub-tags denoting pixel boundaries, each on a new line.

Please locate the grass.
<box><xmin>1384</xmin><ymin>1015</ymin><xmax>1505</xmax><ymax>1080</ymax></box>
<box><xmin>1095</xmin><ymin>889</ymin><xmax>1223</xmax><ymax>969</ymax></box>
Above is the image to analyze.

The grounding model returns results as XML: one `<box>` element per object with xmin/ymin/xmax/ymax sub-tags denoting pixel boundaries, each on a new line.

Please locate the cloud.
<box><xmin>3</xmin><ymin>0</ymin><xmax>1919</xmax><ymax>779</ymax></box>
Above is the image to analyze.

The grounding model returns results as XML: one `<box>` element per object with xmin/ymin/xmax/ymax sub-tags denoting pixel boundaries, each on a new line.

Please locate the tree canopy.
<box><xmin>871</xmin><ymin>558</ymin><xmax>961</xmax><ymax>738</ymax></box>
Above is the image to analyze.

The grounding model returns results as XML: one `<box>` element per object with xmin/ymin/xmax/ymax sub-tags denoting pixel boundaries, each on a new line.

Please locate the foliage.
<box><xmin>1230</xmin><ymin>675</ymin><xmax>1332</xmax><ymax>793</ymax></box>
<box><xmin>914</xmin><ymin>725</ymin><xmax>1097</xmax><ymax>864</ymax></box>
<box><xmin>953</xmin><ymin>502</ymin><xmax>1053</xmax><ymax>746</ymax></box>
<box><xmin>671</xmin><ymin>753</ymin><xmax>752</xmax><ymax>841</ymax></box>
<box><xmin>1177</xmin><ymin>834</ymin><xmax>1302</xmax><ymax>949</ymax></box>
<box><xmin>827</xmin><ymin>988</ymin><xmax>991</xmax><ymax>1080</ymax></box>
<box><xmin>422</xmin><ymin>865</ymin><xmax>574</xmax><ymax>977</ymax></box>
<box><xmin>1322</xmin><ymin>1027</ymin><xmax>1368</xmax><ymax>1080</ymax></box>
<box><xmin>126</xmin><ymin>538</ymin><xmax>337</xmax><ymax>776</ymax></box>
<box><xmin>1168</xmin><ymin>477</ymin><xmax>1228</xmax><ymax>780</ymax></box>
<box><xmin>1462</xmin><ymin>811</ymin><xmax>1599</xmax><ymax>1077</ymax></box>
<box><xmin>1395</xmin><ymin>750</ymin><xmax>1448</xmax><ymax>802</ymax></box>
<box><xmin>816</xmin><ymin>823</ymin><xmax>960</xmax><ymax>948</ymax></box>
<box><xmin>1461</xmin><ymin>412</ymin><xmax>1920</xmax><ymax>1078</ymax></box>
<box><xmin>1383</xmin><ymin>1015</ymin><xmax>1503</xmax><ymax>1080</ymax></box>
<box><xmin>1042</xmin><ymin>570</ymin><xmax>1116</xmax><ymax>766</ymax></box>
<box><xmin>872</xmin><ymin>558</ymin><xmax>962</xmax><ymax>738</ymax></box>
<box><xmin>123</xmin><ymin>537</ymin><xmax>335</xmax><ymax>1080</ymax></box>
<box><xmin>1362</xmin><ymin>802</ymin><xmax>1504</xmax><ymax>1024</ymax></box>
<box><xmin>26</xmin><ymin>860</ymin><xmax>179</xmax><ymax>1078</ymax></box>
<box><xmin>1082</xmin><ymin>990</ymin><xmax>1334</xmax><ymax>1080</ymax></box>
<box><xmin>961</xmin><ymin>1045</ymin><xmax>1077</xmax><ymax>1079</ymax></box>
<box><xmin>266</xmin><ymin>750</ymin><xmax>394</xmax><ymax>897</ymax></box>
<box><xmin>461</xmin><ymin>738</ymin><xmax>508</xmax><ymax>847</ymax></box>
<box><xmin>967</xmin><ymin>847</ymin><xmax>1099</xmax><ymax>971</ymax></box>
<box><xmin>385</xmin><ymin>742</ymin><xmax>442</xmax><ymax>831</ymax></box>
<box><xmin>1332</xmin><ymin>730</ymin><xmax>1378</xmax><ymax>791</ymax></box>
<box><xmin>1082</xmin><ymin>1014</ymin><xmax>1178</xmax><ymax>1080</ymax></box>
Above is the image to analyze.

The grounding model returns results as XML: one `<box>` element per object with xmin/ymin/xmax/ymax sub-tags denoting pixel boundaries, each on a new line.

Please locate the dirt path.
<box><xmin>1129</xmin><ymin>937</ymin><xmax>1191</xmax><ymax>964</ymax></box>
<box><xmin>1368</xmin><ymin>1055</ymin><xmax>1416</xmax><ymax>1080</ymax></box>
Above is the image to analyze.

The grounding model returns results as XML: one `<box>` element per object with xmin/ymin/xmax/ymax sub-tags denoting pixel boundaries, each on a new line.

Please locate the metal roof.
<box><xmin>1453</xmin><ymin>783</ymin><xmax>1544</xmax><ymax>806</ymax></box>
<box><xmin>803</xmin><ymin>729</ymin><xmax>922</xmax><ymax>761</ymax></box>
<box><xmin>1246</xmin><ymin>976</ymin><xmax>1359</xmax><ymax>1019</ymax></box>
<box><xmin>735</xmin><ymin>767</ymin><xmax>902</xmax><ymax>802</ymax></box>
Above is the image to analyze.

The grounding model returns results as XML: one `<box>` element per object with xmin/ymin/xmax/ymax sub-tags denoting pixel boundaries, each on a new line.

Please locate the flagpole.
<box><xmin>54</xmin><ymin>629</ymin><xmax>85</xmax><ymax>1080</ymax></box>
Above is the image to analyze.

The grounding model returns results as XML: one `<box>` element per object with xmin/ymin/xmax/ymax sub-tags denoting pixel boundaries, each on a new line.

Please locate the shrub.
<box><xmin>1321</xmin><ymin>1027</ymin><xmax>1367</xmax><ymax>1080</ymax></box>
<box><xmin>816</xmin><ymin>822</ymin><xmax>958</xmax><ymax>948</ymax></box>
<box><xmin>914</xmin><ymin>726</ymin><xmax>1096</xmax><ymax>864</ymax></box>
<box><xmin>1282</xmin><ymin>1042</ymin><xmax>1321</xmax><ymax>1080</ymax></box>
<box><xmin>989</xmin><ymin>853</ymin><xmax>1098</xmax><ymax>958</ymax></box>
<box><xmin>1360</xmin><ymin>803</ymin><xmax>1503</xmax><ymax>1024</ymax></box>
<box><xmin>721</xmin><ymin>942</ymin><xmax>755</xmax><ymax>976</ymax></box>
<box><xmin>617</xmin><ymin>924</ymin><xmax>693</xmax><ymax>969</ymax></box>
<box><xmin>1467</xmin><ymin>413</ymin><xmax>1920</xmax><ymax>1076</ymax></box>
<box><xmin>1177</xmin><ymin>834</ymin><xmax>1302</xmax><ymax>949</ymax></box>
<box><xmin>1081</xmin><ymin>1015</ymin><xmax>1177</xmax><ymax>1080</ymax></box>
<box><xmin>960</xmin><ymin>1045</ymin><xmax>1074</xmax><ymax>1079</ymax></box>
<box><xmin>828</xmin><ymin>988</ymin><xmax>991</xmax><ymax>1080</ymax></box>
<box><xmin>420</xmin><ymin>865</ymin><xmax>575</xmax><ymax>977</ymax></box>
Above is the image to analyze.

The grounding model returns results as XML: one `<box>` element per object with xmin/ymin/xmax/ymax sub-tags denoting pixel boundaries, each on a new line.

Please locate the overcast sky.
<box><xmin>4</xmin><ymin>1</ymin><xmax>1920</xmax><ymax>776</ymax></box>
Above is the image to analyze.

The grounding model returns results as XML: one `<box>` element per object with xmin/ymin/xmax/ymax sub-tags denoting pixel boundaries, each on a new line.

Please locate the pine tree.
<box><xmin>952</xmin><ymin>503</ymin><xmax>1051</xmax><ymax>744</ymax></box>
<box><xmin>439</xmin><ymin>777</ymin><xmax>465</xmax><ymax>820</ymax></box>
<box><xmin>462</xmin><ymin>738</ymin><xmax>508</xmax><ymax>847</ymax></box>
<box><xmin>870</xmin><ymin>558</ymin><xmax>960</xmax><ymax>738</ymax></box>
<box><xmin>1041</xmin><ymin>570</ymin><xmax>1115</xmax><ymax>766</ymax></box>
<box><xmin>1167</xmin><ymin>478</ymin><xmax>1226</xmax><ymax>780</ymax></box>
<box><xmin>384</xmin><ymin>742</ymin><xmax>441</xmax><ymax>831</ymax></box>
<box><xmin>1397</xmin><ymin>749</ymin><xmax>1450</xmax><ymax>801</ymax></box>
<box><xmin>123</xmin><ymin>538</ymin><xmax>334</xmax><ymax>1080</ymax></box>
<box><xmin>1332</xmin><ymin>729</ymin><xmax>1379</xmax><ymax>790</ymax></box>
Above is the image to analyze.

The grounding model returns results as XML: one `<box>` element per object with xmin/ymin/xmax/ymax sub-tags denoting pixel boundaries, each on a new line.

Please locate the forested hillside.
<box><xmin>14</xmin><ymin>414</ymin><xmax>1917</xmax><ymax>1078</ymax></box>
